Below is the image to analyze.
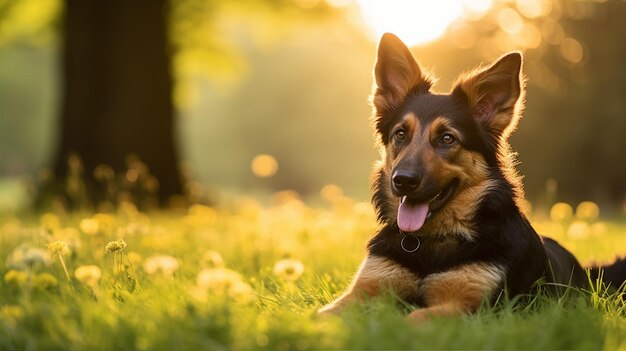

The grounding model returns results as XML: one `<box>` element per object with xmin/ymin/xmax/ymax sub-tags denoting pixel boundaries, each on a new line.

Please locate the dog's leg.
<box><xmin>318</xmin><ymin>255</ymin><xmax>419</xmax><ymax>314</ymax></box>
<box><xmin>407</xmin><ymin>263</ymin><xmax>504</xmax><ymax>323</ymax></box>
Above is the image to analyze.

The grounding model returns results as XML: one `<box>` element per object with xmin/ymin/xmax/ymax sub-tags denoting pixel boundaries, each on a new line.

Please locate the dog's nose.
<box><xmin>392</xmin><ymin>170</ymin><xmax>420</xmax><ymax>194</ymax></box>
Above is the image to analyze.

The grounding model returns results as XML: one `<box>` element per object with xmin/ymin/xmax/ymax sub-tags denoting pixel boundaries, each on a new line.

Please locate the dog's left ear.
<box><xmin>455</xmin><ymin>52</ymin><xmax>524</xmax><ymax>139</ymax></box>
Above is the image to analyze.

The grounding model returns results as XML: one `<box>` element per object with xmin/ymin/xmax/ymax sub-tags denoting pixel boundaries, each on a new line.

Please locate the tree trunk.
<box><xmin>53</xmin><ymin>0</ymin><xmax>182</xmax><ymax>207</ymax></box>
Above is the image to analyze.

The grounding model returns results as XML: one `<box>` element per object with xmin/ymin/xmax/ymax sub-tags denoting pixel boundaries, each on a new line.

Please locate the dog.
<box><xmin>319</xmin><ymin>33</ymin><xmax>626</xmax><ymax>322</ymax></box>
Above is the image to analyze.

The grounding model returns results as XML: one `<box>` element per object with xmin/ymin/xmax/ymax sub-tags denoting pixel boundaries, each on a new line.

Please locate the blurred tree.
<box><xmin>54</xmin><ymin>0</ymin><xmax>179</xmax><ymax>207</ymax></box>
<box><xmin>45</xmin><ymin>0</ymin><xmax>334</xmax><ymax>208</ymax></box>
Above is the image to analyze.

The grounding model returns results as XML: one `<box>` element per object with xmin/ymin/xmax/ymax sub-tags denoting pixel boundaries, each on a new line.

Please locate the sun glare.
<box><xmin>355</xmin><ymin>0</ymin><xmax>489</xmax><ymax>47</ymax></box>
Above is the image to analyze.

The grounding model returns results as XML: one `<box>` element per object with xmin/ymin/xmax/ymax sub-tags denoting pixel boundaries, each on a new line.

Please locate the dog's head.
<box><xmin>370</xmin><ymin>33</ymin><xmax>525</xmax><ymax>237</ymax></box>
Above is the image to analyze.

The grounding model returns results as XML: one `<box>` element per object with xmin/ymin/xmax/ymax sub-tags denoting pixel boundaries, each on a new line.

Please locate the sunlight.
<box><xmin>355</xmin><ymin>0</ymin><xmax>474</xmax><ymax>46</ymax></box>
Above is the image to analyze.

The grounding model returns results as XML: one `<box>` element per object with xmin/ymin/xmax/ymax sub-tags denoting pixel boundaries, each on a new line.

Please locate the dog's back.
<box><xmin>542</xmin><ymin>237</ymin><xmax>587</xmax><ymax>294</ymax></box>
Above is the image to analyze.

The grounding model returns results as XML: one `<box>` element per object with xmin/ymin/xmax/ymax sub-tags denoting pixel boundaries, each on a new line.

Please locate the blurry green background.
<box><xmin>1</xmin><ymin>0</ymin><xmax>625</xmax><ymax>213</ymax></box>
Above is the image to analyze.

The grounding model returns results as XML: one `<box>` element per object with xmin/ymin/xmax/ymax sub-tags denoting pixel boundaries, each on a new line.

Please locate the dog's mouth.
<box><xmin>397</xmin><ymin>179</ymin><xmax>460</xmax><ymax>234</ymax></box>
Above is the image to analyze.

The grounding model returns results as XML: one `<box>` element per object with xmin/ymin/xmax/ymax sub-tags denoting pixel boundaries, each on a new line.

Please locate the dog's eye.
<box><xmin>440</xmin><ymin>133</ymin><xmax>456</xmax><ymax>145</ymax></box>
<box><xmin>394</xmin><ymin>130</ymin><xmax>407</xmax><ymax>142</ymax></box>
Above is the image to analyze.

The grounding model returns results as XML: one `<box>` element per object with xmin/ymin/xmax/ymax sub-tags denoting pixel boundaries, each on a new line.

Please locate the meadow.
<box><xmin>2</xmin><ymin>190</ymin><xmax>626</xmax><ymax>351</ymax></box>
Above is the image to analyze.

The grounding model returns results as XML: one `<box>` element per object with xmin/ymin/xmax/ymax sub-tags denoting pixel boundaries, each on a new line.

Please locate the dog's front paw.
<box><xmin>406</xmin><ymin>309</ymin><xmax>431</xmax><ymax>324</ymax></box>
<box><xmin>406</xmin><ymin>304</ymin><xmax>464</xmax><ymax>324</ymax></box>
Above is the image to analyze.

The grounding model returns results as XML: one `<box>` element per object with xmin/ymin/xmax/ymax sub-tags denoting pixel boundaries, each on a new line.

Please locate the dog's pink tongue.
<box><xmin>398</xmin><ymin>198</ymin><xmax>429</xmax><ymax>233</ymax></box>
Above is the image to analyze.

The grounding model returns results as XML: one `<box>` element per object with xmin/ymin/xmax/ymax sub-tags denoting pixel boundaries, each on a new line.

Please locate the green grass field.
<box><xmin>2</xmin><ymin>194</ymin><xmax>626</xmax><ymax>351</ymax></box>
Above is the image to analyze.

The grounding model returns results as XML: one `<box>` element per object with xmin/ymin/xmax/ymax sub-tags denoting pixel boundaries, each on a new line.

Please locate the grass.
<box><xmin>1</xmin><ymin>194</ymin><xmax>626</xmax><ymax>350</ymax></box>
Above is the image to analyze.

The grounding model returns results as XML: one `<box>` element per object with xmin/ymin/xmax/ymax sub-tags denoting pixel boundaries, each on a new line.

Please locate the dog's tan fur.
<box><xmin>407</xmin><ymin>263</ymin><xmax>504</xmax><ymax>322</ymax></box>
<box><xmin>318</xmin><ymin>255</ymin><xmax>420</xmax><ymax>314</ymax></box>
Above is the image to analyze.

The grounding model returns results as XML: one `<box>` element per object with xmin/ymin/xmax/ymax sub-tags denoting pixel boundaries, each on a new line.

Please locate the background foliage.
<box><xmin>1</xmin><ymin>0</ymin><xmax>625</xmax><ymax>212</ymax></box>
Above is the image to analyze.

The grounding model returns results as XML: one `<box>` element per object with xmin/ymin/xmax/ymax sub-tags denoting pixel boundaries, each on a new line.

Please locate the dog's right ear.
<box><xmin>372</xmin><ymin>33</ymin><xmax>431</xmax><ymax>131</ymax></box>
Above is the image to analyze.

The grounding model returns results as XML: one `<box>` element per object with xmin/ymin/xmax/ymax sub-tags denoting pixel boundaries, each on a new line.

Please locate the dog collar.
<box><xmin>400</xmin><ymin>232</ymin><xmax>421</xmax><ymax>253</ymax></box>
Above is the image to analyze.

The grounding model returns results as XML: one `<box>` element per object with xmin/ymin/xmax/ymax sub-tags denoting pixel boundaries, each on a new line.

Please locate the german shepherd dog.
<box><xmin>319</xmin><ymin>33</ymin><xmax>626</xmax><ymax>322</ymax></box>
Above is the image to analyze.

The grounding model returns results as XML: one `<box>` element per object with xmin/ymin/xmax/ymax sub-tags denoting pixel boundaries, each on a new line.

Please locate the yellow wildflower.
<box><xmin>4</xmin><ymin>270</ymin><xmax>28</xmax><ymax>286</ymax></box>
<box><xmin>34</xmin><ymin>273</ymin><xmax>58</xmax><ymax>290</ymax></box>
<box><xmin>1</xmin><ymin>305</ymin><xmax>24</xmax><ymax>328</ymax></box>
<box><xmin>105</xmin><ymin>239</ymin><xmax>127</xmax><ymax>254</ymax></box>
<box><xmin>40</xmin><ymin>213</ymin><xmax>60</xmax><ymax>231</ymax></box>
<box><xmin>79</xmin><ymin>218</ymin><xmax>99</xmax><ymax>235</ymax></box>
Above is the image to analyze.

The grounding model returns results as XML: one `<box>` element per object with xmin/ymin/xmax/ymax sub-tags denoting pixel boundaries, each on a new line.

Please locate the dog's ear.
<box><xmin>372</xmin><ymin>33</ymin><xmax>431</xmax><ymax>122</ymax></box>
<box><xmin>455</xmin><ymin>52</ymin><xmax>524</xmax><ymax>139</ymax></box>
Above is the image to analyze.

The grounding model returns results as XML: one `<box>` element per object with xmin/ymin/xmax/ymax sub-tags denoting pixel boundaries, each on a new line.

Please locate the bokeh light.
<box><xmin>576</xmin><ymin>201</ymin><xmax>600</xmax><ymax>221</ymax></box>
<box><xmin>251</xmin><ymin>154</ymin><xmax>278</xmax><ymax>178</ymax></box>
<box><xmin>560</xmin><ymin>37</ymin><xmax>584</xmax><ymax>64</ymax></box>
<box><xmin>498</xmin><ymin>8</ymin><xmax>524</xmax><ymax>34</ymax></box>
<box><xmin>550</xmin><ymin>202</ymin><xmax>574</xmax><ymax>222</ymax></box>
<box><xmin>516</xmin><ymin>0</ymin><xmax>552</xmax><ymax>18</ymax></box>
<box><xmin>320</xmin><ymin>184</ymin><xmax>344</xmax><ymax>203</ymax></box>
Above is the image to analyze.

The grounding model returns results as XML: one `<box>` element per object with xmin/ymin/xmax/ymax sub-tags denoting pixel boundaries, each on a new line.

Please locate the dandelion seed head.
<box><xmin>194</xmin><ymin>268</ymin><xmax>254</xmax><ymax>302</ymax></box>
<box><xmin>105</xmin><ymin>239</ymin><xmax>127</xmax><ymax>254</ymax></box>
<box><xmin>197</xmin><ymin>268</ymin><xmax>242</xmax><ymax>290</ymax></box>
<box><xmin>273</xmin><ymin>258</ymin><xmax>304</xmax><ymax>281</ymax></box>
<box><xmin>74</xmin><ymin>265</ymin><xmax>102</xmax><ymax>285</ymax></box>
<box><xmin>201</xmin><ymin>250</ymin><xmax>224</xmax><ymax>268</ymax></box>
<box><xmin>568</xmin><ymin>220</ymin><xmax>590</xmax><ymax>240</ymax></box>
<box><xmin>6</xmin><ymin>244</ymin><xmax>51</xmax><ymax>269</ymax></box>
<box><xmin>143</xmin><ymin>255</ymin><xmax>179</xmax><ymax>277</ymax></box>
<box><xmin>24</xmin><ymin>248</ymin><xmax>51</xmax><ymax>267</ymax></box>
<box><xmin>47</xmin><ymin>241</ymin><xmax>70</xmax><ymax>256</ymax></box>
